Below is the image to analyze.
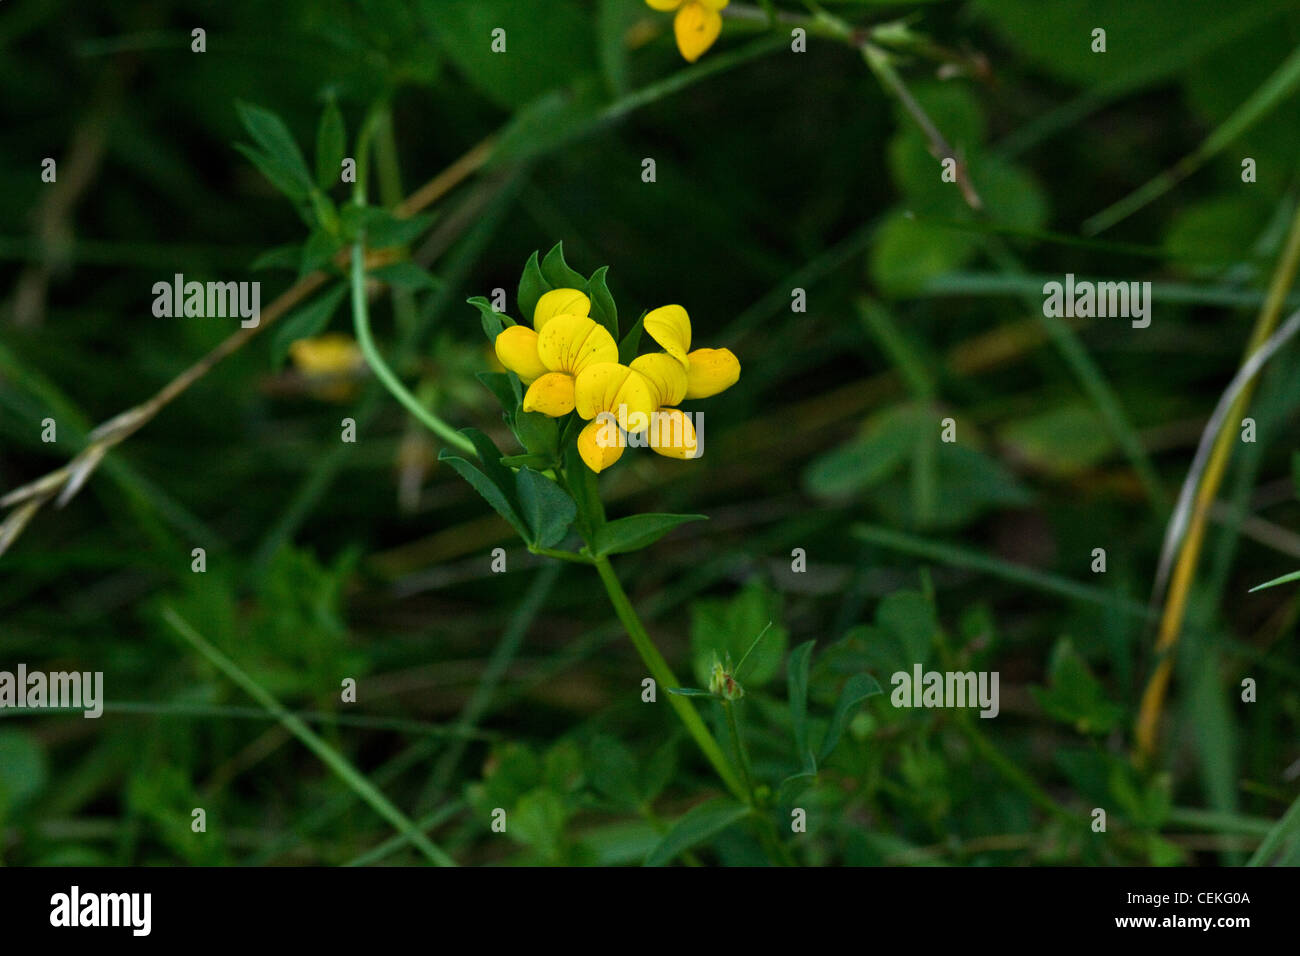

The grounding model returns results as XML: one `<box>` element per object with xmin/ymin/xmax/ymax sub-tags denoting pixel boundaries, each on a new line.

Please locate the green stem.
<box><xmin>592</xmin><ymin>555</ymin><xmax>747</xmax><ymax>802</ymax></box>
<box><xmin>349</xmin><ymin>244</ymin><xmax>474</xmax><ymax>455</ymax></box>
<box><xmin>348</xmin><ymin>121</ymin><xmax>474</xmax><ymax>456</ymax></box>
<box><xmin>722</xmin><ymin>699</ymin><xmax>756</xmax><ymax>798</ymax></box>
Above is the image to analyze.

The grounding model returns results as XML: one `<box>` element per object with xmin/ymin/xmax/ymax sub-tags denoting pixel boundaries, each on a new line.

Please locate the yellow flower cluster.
<box><xmin>493</xmin><ymin>289</ymin><xmax>740</xmax><ymax>473</ymax></box>
<box><xmin>645</xmin><ymin>0</ymin><xmax>729</xmax><ymax>63</ymax></box>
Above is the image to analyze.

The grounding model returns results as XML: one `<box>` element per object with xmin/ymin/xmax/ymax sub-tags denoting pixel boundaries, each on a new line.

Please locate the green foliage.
<box><xmin>8</xmin><ymin>0</ymin><xmax>1300</xmax><ymax>870</ymax></box>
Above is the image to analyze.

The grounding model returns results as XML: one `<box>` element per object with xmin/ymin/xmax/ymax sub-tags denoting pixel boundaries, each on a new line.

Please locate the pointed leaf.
<box><xmin>592</xmin><ymin>513</ymin><xmax>706</xmax><ymax>556</ymax></box>
<box><xmin>817</xmin><ymin>673</ymin><xmax>883</xmax><ymax>764</ymax></box>
<box><xmin>541</xmin><ymin>241</ymin><xmax>588</xmax><ymax>290</ymax></box>
<box><xmin>586</xmin><ymin>264</ymin><xmax>619</xmax><ymax>339</ymax></box>
<box><xmin>618</xmin><ymin>313</ymin><xmax>645</xmax><ymax>365</ymax></box>
<box><xmin>517</xmin><ymin>250</ymin><xmax>551</xmax><ymax>325</ymax></box>
<box><xmin>787</xmin><ymin>640</ymin><xmax>817</xmax><ymax>774</ymax></box>
<box><xmin>439</xmin><ymin>452</ymin><xmax>528</xmax><ymax>540</ymax></box>
<box><xmin>315</xmin><ymin>99</ymin><xmax>346</xmax><ymax>192</ymax></box>
<box><xmin>515</xmin><ymin>467</ymin><xmax>576</xmax><ymax>548</ymax></box>
<box><xmin>644</xmin><ymin>798</ymin><xmax>751</xmax><ymax>867</ymax></box>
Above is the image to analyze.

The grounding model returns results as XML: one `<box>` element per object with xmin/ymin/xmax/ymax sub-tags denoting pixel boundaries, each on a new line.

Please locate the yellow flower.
<box><xmin>629</xmin><ymin>353</ymin><xmax>698</xmax><ymax>460</ymax></box>
<box><xmin>645</xmin><ymin>0</ymin><xmax>729</xmax><ymax>63</ymax></box>
<box><xmin>642</xmin><ymin>304</ymin><xmax>741</xmax><ymax>399</ymax></box>
<box><xmin>289</xmin><ymin>333</ymin><xmax>365</xmax><ymax>401</ymax></box>
<box><xmin>493</xmin><ymin>288</ymin><xmax>619</xmax><ymax>418</ymax></box>
<box><xmin>573</xmin><ymin>362</ymin><xmax>657</xmax><ymax>473</ymax></box>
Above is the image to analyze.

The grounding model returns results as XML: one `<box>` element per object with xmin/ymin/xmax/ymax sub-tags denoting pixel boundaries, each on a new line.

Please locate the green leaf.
<box><xmin>586</xmin><ymin>264</ymin><xmax>619</xmax><ymax>339</ymax></box>
<box><xmin>315</xmin><ymin>98</ymin><xmax>346</xmax><ymax>192</ymax></box>
<box><xmin>817</xmin><ymin>674</ymin><xmax>884</xmax><ymax>764</ymax></box>
<box><xmin>564</xmin><ymin>443</ymin><xmax>605</xmax><ymax>540</ymax></box>
<box><xmin>618</xmin><ymin>313</ymin><xmax>645</xmax><ymax>365</ymax></box>
<box><xmin>1029</xmin><ymin>638</ymin><xmax>1124</xmax><ymax>735</ymax></box>
<box><xmin>515</xmin><ymin>467</ymin><xmax>576</xmax><ymax>548</ymax></box>
<box><xmin>513</xmin><ymin>410</ymin><xmax>558</xmax><ymax>459</ymax></box>
<box><xmin>468</xmin><ymin>295</ymin><xmax>514</xmax><ymax>342</ymax></box>
<box><xmin>592</xmin><ymin>513</ymin><xmax>706</xmax><ymax>556</ymax></box>
<box><xmin>235</xmin><ymin>101</ymin><xmax>313</xmax><ymax>197</ymax></box>
<box><xmin>234</xmin><ymin>142</ymin><xmax>312</xmax><ymax>203</ymax></box>
<box><xmin>461</xmin><ymin>428</ymin><xmax>519</xmax><ymax>511</ymax></box>
<box><xmin>540</xmin><ymin>241</ymin><xmax>588</xmax><ymax>290</ymax></box>
<box><xmin>368</xmin><ymin>261</ymin><xmax>440</xmax><ymax>292</ymax></box>
<box><xmin>500</xmin><ymin>453</ymin><xmax>551</xmax><ymax>469</ymax></box>
<box><xmin>300</xmin><ymin>227</ymin><xmax>342</xmax><ymax>277</ymax></box>
<box><xmin>250</xmin><ymin>243</ymin><xmax>302</xmax><ymax>272</ymax></box>
<box><xmin>667</xmin><ymin>687</ymin><xmax>717</xmax><ymax>697</ymax></box>
<box><xmin>439</xmin><ymin>452</ymin><xmax>528</xmax><ymax>540</ymax></box>
<box><xmin>510</xmin><ymin>787</ymin><xmax>568</xmax><ymax>860</ymax></box>
<box><xmin>270</xmin><ymin>284</ymin><xmax>348</xmax><ymax>367</ymax></box>
<box><xmin>787</xmin><ymin>640</ymin><xmax>817</xmax><ymax>774</ymax></box>
<box><xmin>876</xmin><ymin>591</ymin><xmax>937</xmax><ymax>670</ymax></box>
<box><xmin>345</xmin><ymin>206</ymin><xmax>439</xmax><ymax>249</ymax></box>
<box><xmin>517</xmin><ymin>250</ymin><xmax>551</xmax><ymax>325</ymax></box>
<box><xmin>644</xmin><ymin>798</ymin><xmax>750</xmax><ymax>867</ymax></box>
<box><xmin>476</xmin><ymin>371</ymin><xmax>518</xmax><ymax>420</ymax></box>
<box><xmin>803</xmin><ymin>403</ymin><xmax>925</xmax><ymax>499</ymax></box>
<box><xmin>1249</xmin><ymin>568</ymin><xmax>1300</xmax><ymax>592</ymax></box>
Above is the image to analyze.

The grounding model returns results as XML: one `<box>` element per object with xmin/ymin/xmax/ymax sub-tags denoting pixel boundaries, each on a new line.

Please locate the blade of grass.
<box><xmin>1085</xmin><ymin>41</ymin><xmax>1300</xmax><ymax>235</ymax></box>
<box><xmin>854</xmin><ymin>523</ymin><xmax>1154</xmax><ymax>621</ymax></box>
<box><xmin>1136</xmin><ymin>202</ymin><xmax>1300</xmax><ymax>764</ymax></box>
<box><xmin>161</xmin><ymin>606</ymin><xmax>456</xmax><ymax>866</ymax></box>
<box><xmin>1247</xmin><ymin>791</ymin><xmax>1300</xmax><ymax>865</ymax></box>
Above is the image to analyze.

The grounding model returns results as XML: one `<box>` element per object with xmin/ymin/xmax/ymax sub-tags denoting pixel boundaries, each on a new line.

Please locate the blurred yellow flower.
<box><xmin>645</xmin><ymin>0</ymin><xmax>729</xmax><ymax>62</ymax></box>
<box><xmin>289</xmin><ymin>333</ymin><xmax>365</xmax><ymax>401</ymax></box>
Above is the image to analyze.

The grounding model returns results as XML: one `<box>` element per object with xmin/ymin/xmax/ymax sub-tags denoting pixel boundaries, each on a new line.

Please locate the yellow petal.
<box><xmin>649</xmin><ymin>408</ymin><xmax>700</xmax><ymax>459</ymax></box>
<box><xmin>533</xmin><ymin>288</ymin><xmax>590</xmax><ymax>331</ymax></box>
<box><xmin>493</xmin><ymin>325</ymin><xmax>548</xmax><ymax>384</ymax></box>
<box><xmin>674</xmin><ymin>3</ymin><xmax>723</xmax><ymax>62</ymax></box>
<box><xmin>645</xmin><ymin>0</ymin><xmax>682</xmax><ymax>9</ymax></box>
<box><xmin>685</xmin><ymin>347</ymin><xmax>740</xmax><ymax>399</ymax></box>
<box><xmin>574</xmin><ymin>362</ymin><xmax>656</xmax><ymax>433</ymax></box>
<box><xmin>630</xmin><ymin>353</ymin><xmax>688</xmax><ymax>408</ymax></box>
<box><xmin>521</xmin><ymin>372</ymin><xmax>576</xmax><ymax>417</ymax></box>
<box><xmin>643</xmin><ymin>304</ymin><xmax>692</xmax><ymax>365</ymax></box>
<box><xmin>577</xmin><ymin>419</ymin><xmax>625</xmax><ymax>473</ymax></box>
<box><xmin>537</xmin><ymin>314</ymin><xmax>618</xmax><ymax>375</ymax></box>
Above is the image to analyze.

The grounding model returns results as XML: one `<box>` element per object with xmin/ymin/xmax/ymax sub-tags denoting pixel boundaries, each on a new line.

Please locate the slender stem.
<box><xmin>592</xmin><ymin>555</ymin><xmax>748</xmax><ymax>802</ymax></box>
<box><xmin>348</xmin><ymin>154</ymin><xmax>475</xmax><ymax>456</ymax></box>
<box><xmin>349</xmin><ymin>245</ymin><xmax>475</xmax><ymax>454</ymax></box>
<box><xmin>722</xmin><ymin>700</ymin><xmax>756</xmax><ymax>798</ymax></box>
